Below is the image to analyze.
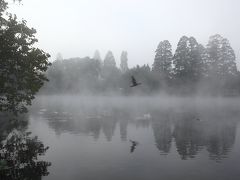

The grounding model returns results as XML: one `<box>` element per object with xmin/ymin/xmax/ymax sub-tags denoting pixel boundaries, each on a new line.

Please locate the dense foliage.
<box><xmin>0</xmin><ymin>0</ymin><xmax>51</xmax><ymax>114</ymax></box>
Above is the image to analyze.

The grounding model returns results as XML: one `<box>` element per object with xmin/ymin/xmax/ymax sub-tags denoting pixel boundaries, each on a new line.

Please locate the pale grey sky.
<box><xmin>9</xmin><ymin>0</ymin><xmax>240</xmax><ymax>68</ymax></box>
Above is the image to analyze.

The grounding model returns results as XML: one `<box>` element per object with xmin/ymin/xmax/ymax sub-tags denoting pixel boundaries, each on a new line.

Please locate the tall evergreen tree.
<box><xmin>172</xmin><ymin>36</ymin><xmax>190</xmax><ymax>82</ymax></box>
<box><xmin>172</xmin><ymin>36</ymin><xmax>204</xmax><ymax>83</ymax></box>
<box><xmin>93</xmin><ymin>50</ymin><xmax>101</xmax><ymax>62</ymax></box>
<box><xmin>120</xmin><ymin>51</ymin><xmax>129</xmax><ymax>73</ymax></box>
<box><xmin>103</xmin><ymin>51</ymin><xmax>116</xmax><ymax>67</ymax></box>
<box><xmin>206</xmin><ymin>34</ymin><xmax>238</xmax><ymax>94</ymax></box>
<box><xmin>93</xmin><ymin>50</ymin><xmax>102</xmax><ymax>76</ymax></box>
<box><xmin>188</xmin><ymin>37</ymin><xmax>204</xmax><ymax>81</ymax></box>
<box><xmin>207</xmin><ymin>34</ymin><xmax>237</xmax><ymax>77</ymax></box>
<box><xmin>153</xmin><ymin>40</ymin><xmax>173</xmax><ymax>79</ymax></box>
<box><xmin>198</xmin><ymin>44</ymin><xmax>209</xmax><ymax>77</ymax></box>
<box><xmin>101</xmin><ymin>51</ymin><xmax>120</xmax><ymax>91</ymax></box>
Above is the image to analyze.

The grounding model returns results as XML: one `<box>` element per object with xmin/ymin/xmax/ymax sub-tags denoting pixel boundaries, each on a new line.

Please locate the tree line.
<box><xmin>0</xmin><ymin>1</ymin><xmax>239</xmax><ymax>114</ymax></box>
<box><xmin>43</xmin><ymin>34</ymin><xmax>240</xmax><ymax>95</ymax></box>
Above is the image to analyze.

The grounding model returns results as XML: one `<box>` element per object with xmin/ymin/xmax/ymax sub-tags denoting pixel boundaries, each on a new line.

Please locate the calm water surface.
<box><xmin>25</xmin><ymin>96</ymin><xmax>240</xmax><ymax>179</ymax></box>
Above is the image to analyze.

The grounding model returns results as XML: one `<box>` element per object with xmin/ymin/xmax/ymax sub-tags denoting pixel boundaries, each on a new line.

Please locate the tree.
<box><xmin>0</xmin><ymin>0</ymin><xmax>51</xmax><ymax>114</ymax></box>
<box><xmin>101</xmin><ymin>51</ymin><xmax>120</xmax><ymax>92</ymax></box>
<box><xmin>93</xmin><ymin>50</ymin><xmax>101</xmax><ymax>62</ymax></box>
<box><xmin>103</xmin><ymin>51</ymin><xmax>116</xmax><ymax>67</ymax></box>
<box><xmin>198</xmin><ymin>44</ymin><xmax>209</xmax><ymax>78</ymax></box>
<box><xmin>172</xmin><ymin>36</ymin><xmax>204</xmax><ymax>84</ymax></box>
<box><xmin>207</xmin><ymin>34</ymin><xmax>237</xmax><ymax>77</ymax></box>
<box><xmin>0</xmin><ymin>0</ymin><xmax>8</xmax><ymax>17</ymax></box>
<box><xmin>120</xmin><ymin>51</ymin><xmax>129</xmax><ymax>73</ymax></box>
<box><xmin>56</xmin><ymin>52</ymin><xmax>63</xmax><ymax>61</ymax></box>
<box><xmin>187</xmin><ymin>37</ymin><xmax>205</xmax><ymax>81</ymax></box>
<box><xmin>93</xmin><ymin>50</ymin><xmax>102</xmax><ymax>76</ymax></box>
<box><xmin>206</xmin><ymin>34</ymin><xmax>238</xmax><ymax>94</ymax></box>
<box><xmin>152</xmin><ymin>40</ymin><xmax>173</xmax><ymax>80</ymax></box>
<box><xmin>172</xmin><ymin>36</ymin><xmax>189</xmax><ymax>82</ymax></box>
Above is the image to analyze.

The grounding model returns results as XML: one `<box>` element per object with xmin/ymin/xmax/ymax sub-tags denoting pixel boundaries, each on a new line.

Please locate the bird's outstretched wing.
<box><xmin>131</xmin><ymin>76</ymin><xmax>137</xmax><ymax>84</ymax></box>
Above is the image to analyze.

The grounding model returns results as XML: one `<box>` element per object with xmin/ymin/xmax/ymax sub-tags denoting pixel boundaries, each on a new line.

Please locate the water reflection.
<box><xmin>206</xmin><ymin>121</ymin><xmax>236</xmax><ymax>162</ymax></box>
<box><xmin>151</xmin><ymin>111</ymin><xmax>172</xmax><ymax>155</ymax></box>
<box><xmin>31</xmin><ymin>98</ymin><xmax>240</xmax><ymax>162</ymax></box>
<box><xmin>0</xmin><ymin>115</ymin><xmax>51</xmax><ymax>180</ymax></box>
<box><xmin>173</xmin><ymin>117</ymin><xmax>204</xmax><ymax>159</ymax></box>
<box><xmin>129</xmin><ymin>140</ymin><xmax>139</xmax><ymax>153</ymax></box>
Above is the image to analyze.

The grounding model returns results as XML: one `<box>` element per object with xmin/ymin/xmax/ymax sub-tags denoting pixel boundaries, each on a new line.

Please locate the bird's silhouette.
<box><xmin>129</xmin><ymin>140</ymin><xmax>139</xmax><ymax>153</ymax></box>
<box><xmin>130</xmin><ymin>76</ymin><xmax>141</xmax><ymax>87</ymax></box>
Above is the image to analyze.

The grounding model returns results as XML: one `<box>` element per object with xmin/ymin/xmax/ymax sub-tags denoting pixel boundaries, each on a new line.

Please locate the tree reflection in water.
<box><xmin>172</xmin><ymin>112</ymin><xmax>205</xmax><ymax>159</ymax></box>
<box><xmin>152</xmin><ymin>109</ymin><xmax>238</xmax><ymax>161</ymax></box>
<box><xmin>0</xmin><ymin>115</ymin><xmax>51</xmax><ymax>180</ymax></box>
<box><xmin>206</xmin><ymin>121</ymin><xmax>236</xmax><ymax>162</ymax></box>
<box><xmin>152</xmin><ymin>111</ymin><xmax>172</xmax><ymax>155</ymax></box>
<box><xmin>32</xmin><ymin>99</ymin><xmax>240</xmax><ymax>162</ymax></box>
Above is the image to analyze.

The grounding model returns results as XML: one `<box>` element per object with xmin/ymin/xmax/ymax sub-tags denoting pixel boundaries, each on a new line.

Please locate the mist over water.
<box><xmin>26</xmin><ymin>95</ymin><xmax>240</xmax><ymax>180</ymax></box>
<box><xmin>2</xmin><ymin>0</ymin><xmax>240</xmax><ymax>179</ymax></box>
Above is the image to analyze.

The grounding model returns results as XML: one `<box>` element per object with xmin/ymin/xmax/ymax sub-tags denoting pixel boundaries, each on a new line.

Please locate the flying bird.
<box><xmin>130</xmin><ymin>76</ymin><xmax>141</xmax><ymax>87</ymax></box>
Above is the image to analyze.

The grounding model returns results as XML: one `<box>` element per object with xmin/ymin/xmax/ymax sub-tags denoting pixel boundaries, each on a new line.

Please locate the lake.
<box><xmin>1</xmin><ymin>96</ymin><xmax>240</xmax><ymax>180</ymax></box>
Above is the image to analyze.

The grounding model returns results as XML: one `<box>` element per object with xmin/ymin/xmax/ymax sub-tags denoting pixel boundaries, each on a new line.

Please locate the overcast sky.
<box><xmin>9</xmin><ymin>0</ymin><xmax>240</xmax><ymax>68</ymax></box>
